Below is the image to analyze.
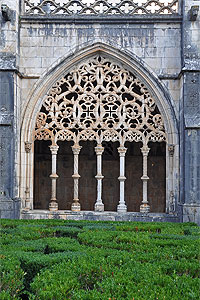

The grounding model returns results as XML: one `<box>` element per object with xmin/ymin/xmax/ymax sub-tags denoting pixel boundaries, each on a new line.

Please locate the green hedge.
<box><xmin>0</xmin><ymin>219</ymin><xmax>199</xmax><ymax>300</ymax></box>
<box><xmin>0</xmin><ymin>255</ymin><xmax>25</xmax><ymax>300</ymax></box>
<box><xmin>29</xmin><ymin>256</ymin><xmax>199</xmax><ymax>300</ymax></box>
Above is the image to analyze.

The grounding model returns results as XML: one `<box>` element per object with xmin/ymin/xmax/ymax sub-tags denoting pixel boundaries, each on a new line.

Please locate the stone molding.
<box><xmin>20</xmin><ymin>14</ymin><xmax>182</xmax><ymax>24</ymax></box>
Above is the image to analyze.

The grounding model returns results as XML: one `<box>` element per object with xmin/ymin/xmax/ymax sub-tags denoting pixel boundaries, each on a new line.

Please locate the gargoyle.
<box><xmin>1</xmin><ymin>4</ymin><xmax>11</xmax><ymax>21</ymax></box>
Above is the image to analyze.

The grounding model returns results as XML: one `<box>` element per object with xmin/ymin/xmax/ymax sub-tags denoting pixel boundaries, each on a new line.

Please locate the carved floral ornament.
<box><xmin>24</xmin><ymin>0</ymin><xmax>178</xmax><ymax>15</ymax></box>
<box><xmin>34</xmin><ymin>55</ymin><xmax>166</xmax><ymax>146</ymax></box>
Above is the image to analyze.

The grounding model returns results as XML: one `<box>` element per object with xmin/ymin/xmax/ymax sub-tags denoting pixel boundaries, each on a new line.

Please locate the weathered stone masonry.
<box><xmin>0</xmin><ymin>0</ymin><xmax>199</xmax><ymax>224</ymax></box>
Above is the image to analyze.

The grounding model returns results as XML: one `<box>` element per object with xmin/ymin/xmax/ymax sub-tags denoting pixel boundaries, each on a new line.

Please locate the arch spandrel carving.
<box><xmin>34</xmin><ymin>55</ymin><xmax>166</xmax><ymax>146</ymax></box>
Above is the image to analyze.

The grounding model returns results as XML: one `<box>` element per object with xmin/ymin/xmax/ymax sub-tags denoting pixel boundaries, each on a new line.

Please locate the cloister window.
<box><xmin>34</xmin><ymin>55</ymin><xmax>166</xmax><ymax>212</ymax></box>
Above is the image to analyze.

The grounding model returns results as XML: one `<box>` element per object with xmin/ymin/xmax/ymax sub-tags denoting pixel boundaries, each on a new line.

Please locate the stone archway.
<box><xmin>20</xmin><ymin>43</ymin><xmax>179</xmax><ymax>215</ymax></box>
<box><xmin>34</xmin><ymin>54</ymin><xmax>166</xmax><ymax>213</ymax></box>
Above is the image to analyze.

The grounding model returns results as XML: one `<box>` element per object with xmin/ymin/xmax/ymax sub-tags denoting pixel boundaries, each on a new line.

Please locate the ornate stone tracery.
<box><xmin>35</xmin><ymin>55</ymin><xmax>166</xmax><ymax>147</ymax></box>
<box><xmin>23</xmin><ymin>0</ymin><xmax>179</xmax><ymax>15</ymax></box>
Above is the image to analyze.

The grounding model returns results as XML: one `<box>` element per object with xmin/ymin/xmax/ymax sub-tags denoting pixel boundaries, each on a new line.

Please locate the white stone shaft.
<box><xmin>140</xmin><ymin>146</ymin><xmax>150</xmax><ymax>212</ymax></box>
<box><xmin>25</xmin><ymin>142</ymin><xmax>32</xmax><ymax>209</ymax></box>
<box><xmin>49</xmin><ymin>145</ymin><xmax>59</xmax><ymax>210</ymax></box>
<box><xmin>95</xmin><ymin>145</ymin><xmax>104</xmax><ymax>211</ymax></box>
<box><xmin>117</xmin><ymin>147</ymin><xmax>127</xmax><ymax>212</ymax></box>
<box><xmin>71</xmin><ymin>145</ymin><xmax>82</xmax><ymax>210</ymax></box>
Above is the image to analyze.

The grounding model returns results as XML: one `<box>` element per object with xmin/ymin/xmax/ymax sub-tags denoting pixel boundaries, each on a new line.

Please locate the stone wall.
<box><xmin>0</xmin><ymin>0</ymin><xmax>20</xmax><ymax>218</ymax></box>
<box><xmin>181</xmin><ymin>0</ymin><xmax>200</xmax><ymax>224</ymax></box>
<box><xmin>19</xmin><ymin>21</ymin><xmax>182</xmax><ymax>118</ymax></box>
<box><xmin>0</xmin><ymin>0</ymin><xmax>199</xmax><ymax>223</ymax></box>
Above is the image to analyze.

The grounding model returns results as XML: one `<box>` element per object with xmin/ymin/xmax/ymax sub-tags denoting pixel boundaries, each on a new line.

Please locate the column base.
<box><xmin>117</xmin><ymin>204</ymin><xmax>127</xmax><ymax>213</ymax></box>
<box><xmin>49</xmin><ymin>201</ymin><xmax>58</xmax><ymax>211</ymax></box>
<box><xmin>71</xmin><ymin>202</ymin><xmax>81</xmax><ymax>212</ymax></box>
<box><xmin>140</xmin><ymin>203</ymin><xmax>150</xmax><ymax>213</ymax></box>
<box><xmin>24</xmin><ymin>206</ymin><xmax>31</xmax><ymax>211</ymax></box>
<box><xmin>25</xmin><ymin>200</ymin><xmax>31</xmax><ymax>210</ymax></box>
<box><xmin>95</xmin><ymin>202</ymin><xmax>104</xmax><ymax>212</ymax></box>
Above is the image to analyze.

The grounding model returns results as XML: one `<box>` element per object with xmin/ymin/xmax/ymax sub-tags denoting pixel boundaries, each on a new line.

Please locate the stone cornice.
<box><xmin>20</xmin><ymin>14</ymin><xmax>182</xmax><ymax>24</ymax></box>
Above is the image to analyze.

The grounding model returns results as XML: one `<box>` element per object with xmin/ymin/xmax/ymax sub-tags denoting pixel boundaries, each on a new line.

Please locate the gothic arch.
<box><xmin>20</xmin><ymin>42</ymin><xmax>179</xmax><ymax>213</ymax></box>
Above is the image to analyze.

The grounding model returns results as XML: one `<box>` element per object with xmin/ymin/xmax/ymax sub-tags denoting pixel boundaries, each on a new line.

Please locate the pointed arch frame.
<box><xmin>20</xmin><ymin>42</ymin><xmax>179</xmax><ymax>213</ymax></box>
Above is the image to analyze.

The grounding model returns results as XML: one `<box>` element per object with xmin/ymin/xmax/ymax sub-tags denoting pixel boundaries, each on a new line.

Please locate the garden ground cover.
<box><xmin>0</xmin><ymin>219</ymin><xmax>199</xmax><ymax>300</ymax></box>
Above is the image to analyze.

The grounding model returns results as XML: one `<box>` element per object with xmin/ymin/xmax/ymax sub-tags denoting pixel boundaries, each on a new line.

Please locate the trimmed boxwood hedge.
<box><xmin>0</xmin><ymin>255</ymin><xmax>25</xmax><ymax>300</ymax></box>
<box><xmin>0</xmin><ymin>219</ymin><xmax>199</xmax><ymax>300</ymax></box>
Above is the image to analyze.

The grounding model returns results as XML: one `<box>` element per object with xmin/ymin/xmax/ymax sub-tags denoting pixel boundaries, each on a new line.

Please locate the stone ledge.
<box><xmin>21</xmin><ymin>210</ymin><xmax>180</xmax><ymax>223</ymax></box>
<box><xmin>182</xmin><ymin>203</ymin><xmax>200</xmax><ymax>207</ymax></box>
<box><xmin>20</xmin><ymin>14</ymin><xmax>182</xmax><ymax>24</ymax></box>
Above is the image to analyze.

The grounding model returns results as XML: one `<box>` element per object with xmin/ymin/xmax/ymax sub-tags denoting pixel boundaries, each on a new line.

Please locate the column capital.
<box><xmin>118</xmin><ymin>146</ymin><xmax>127</xmax><ymax>156</ymax></box>
<box><xmin>141</xmin><ymin>175</ymin><xmax>149</xmax><ymax>181</ymax></box>
<box><xmin>25</xmin><ymin>141</ymin><xmax>32</xmax><ymax>153</ymax></box>
<box><xmin>49</xmin><ymin>145</ymin><xmax>59</xmax><ymax>154</ymax></box>
<box><xmin>95</xmin><ymin>145</ymin><xmax>104</xmax><ymax>155</ymax></box>
<box><xmin>141</xmin><ymin>146</ymin><xmax>150</xmax><ymax>156</ymax></box>
<box><xmin>72</xmin><ymin>174</ymin><xmax>81</xmax><ymax>179</ymax></box>
<box><xmin>168</xmin><ymin>144</ymin><xmax>175</xmax><ymax>157</ymax></box>
<box><xmin>72</xmin><ymin>144</ymin><xmax>82</xmax><ymax>155</ymax></box>
<box><xmin>50</xmin><ymin>174</ymin><xmax>59</xmax><ymax>179</ymax></box>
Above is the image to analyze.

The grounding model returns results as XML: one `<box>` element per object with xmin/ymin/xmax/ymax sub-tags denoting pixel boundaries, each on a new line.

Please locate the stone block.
<box><xmin>184</xmin><ymin>129</ymin><xmax>200</xmax><ymax>207</ymax></box>
<box><xmin>153</xmin><ymin>28</ymin><xmax>166</xmax><ymax>37</ymax></box>
<box><xmin>140</xmin><ymin>36</ymin><xmax>156</xmax><ymax>48</ymax></box>
<box><xmin>0</xmin><ymin>72</ymin><xmax>14</xmax><ymax>112</ymax></box>
<box><xmin>0</xmin><ymin>199</ymin><xmax>13</xmax><ymax>210</ymax></box>
<box><xmin>183</xmin><ymin>205</ymin><xmax>200</xmax><ymax>225</ymax></box>
<box><xmin>132</xmin><ymin>47</ymin><xmax>145</xmax><ymax>58</ymax></box>
<box><xmin>53</xmin><ymin>46</ymin><xmax>70</xmax><ymax>58</ymax></box>
<box><xmin>42</xmin><ymin>57</ymin><xmax>56</xmax><ymax>69</ymax></box>
<box><xmin>162</xmin><ymin>57</ymin><xmax>181</xmax><ymax>70</ymax></box>
<box><xmin>156</xmin><ymin>36</ymin><xmax>180</xmax><ymax>48</ymax></box>
<box><xmin>20</xmin><ymin>47</ymin><xmax>37</xmax><ymax>58</ymax></box>
<box><xmin>0</xmin><ymin>52</ymin><xmax>16</xmax><ymax>69</ymax></box>
<box><xmin>0</xmin><ymin>210</ymin><xmax>14</xmax><ymax>219</ymax></box>
<box><xmin>184</xmin><ymin>73</ymin><xmax>200</xmax><ymax>127</ymax></box>
<box><xmin>144</xmin><ymin>57</ymin><xmax>162</xmax><ymax>70</ymax></box>
<box><xmin>24</xmin><ymin>67</ymin><xmax>43</xmax><ymax>75</ymax></box>
<box><xmin>35</xmin><ymin>47</ymin><xmax>54</xmax><ymax>58</ymax></box>
<box><xmin>165</xmin><ymin>47</ymin><xmax>180</xmax><ymax>58</ymax></box>
<box><xmin>4</xmin><ymin>29</ymin><xmax>16</xmax><ymax>42</ymax></box>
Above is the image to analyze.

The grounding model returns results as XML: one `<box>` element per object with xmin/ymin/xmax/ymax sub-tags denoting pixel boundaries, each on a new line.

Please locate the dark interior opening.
<box><xmin>125</xmin><ymin>141</ymin><xmax>166</xmax><ymax>212</ymax></box>
<box><xmin>34</xmin><ymin>140</ymin><xmax>166</xmax><ymax>212</ymax></box>
<box><xmin>102</xmin><ymin>141</ymin><xmax>120</xmax><ymax>211</ymax></box>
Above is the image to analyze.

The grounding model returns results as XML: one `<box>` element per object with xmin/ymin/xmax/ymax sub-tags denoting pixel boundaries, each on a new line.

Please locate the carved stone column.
<box><xmin>140</xmin><ymin>145</ymin><xmax>150</xmax><ymax>213</ymax></box>
<box><xmin>49</xmin><ymin>145</ymin><xmax>59</xmax><ymax>211</ymax></box>
<box><xmin>168</xmin><ymin>144</ymin><xmax>175</xmax><ymax>213</ymax></box>
<box><xmin>94</xmin><ymin>144</ymin><xmax>104</xmax><ymax>211</ymax></box>
<box><xmin>71</xmin><ymin>144</ymin><xmax>82</xmax><ymax>211</ymax></box>
<box><xmin>117</xmin><ymin>146</ymin><xmax>127</xmax><ymax>212</ymax></box>
<box><xmin>24</xmin><ymin>142</ymin><xmax>32</xmax><ymax>210</ymax></box>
